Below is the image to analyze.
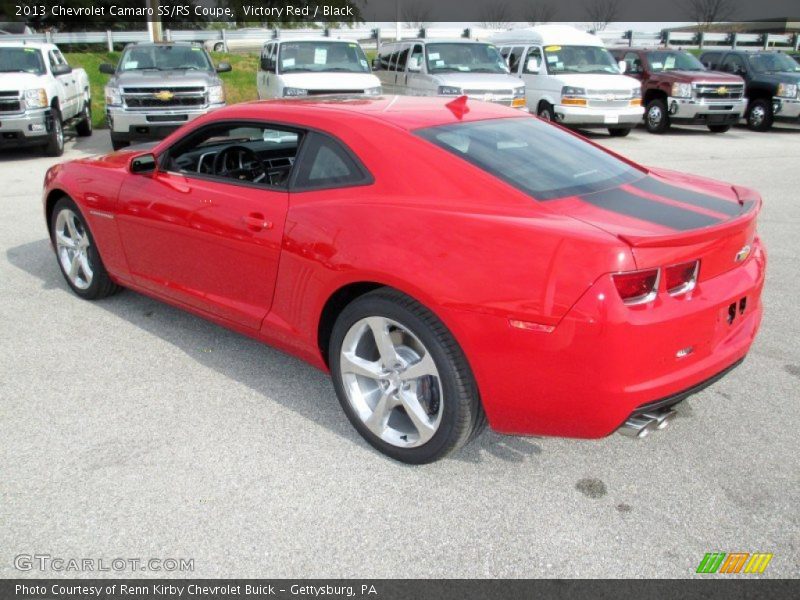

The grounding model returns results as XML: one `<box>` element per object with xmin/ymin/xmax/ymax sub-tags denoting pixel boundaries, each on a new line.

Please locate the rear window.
<box><xmin>416</xmin><ymin>117</ymin><xmax>642</xmax><ymax>200</ymax></box>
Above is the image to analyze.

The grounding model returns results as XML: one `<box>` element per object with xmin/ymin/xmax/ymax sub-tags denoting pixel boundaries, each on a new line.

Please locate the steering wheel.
<box><xmin>212</xmin><ymin>145</ymin><xmax>267</xmax><ymax>182</ymax></box>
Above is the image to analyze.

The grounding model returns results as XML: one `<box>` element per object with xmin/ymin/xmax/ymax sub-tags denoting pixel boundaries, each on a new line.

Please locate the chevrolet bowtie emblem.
<box><xmin>735</xmin><ymin>244</ymin><xmax>751</xmax><ymax>263</ymax></box>
<box><xmin>154</xmin><ymin>90</ymin><xmax>174</xmax><ymax>101</ymax></box>
<box><xmin>717</xmin><ymin>86</ymin><xmax>728</xmax><ymax>95</ymax></box>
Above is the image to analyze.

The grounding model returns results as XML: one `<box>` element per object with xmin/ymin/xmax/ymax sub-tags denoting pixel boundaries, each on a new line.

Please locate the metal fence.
<box><xmin>3</xmin><ymin>27</ymin><xmax>799</xmax><ymax>52</ymax></box>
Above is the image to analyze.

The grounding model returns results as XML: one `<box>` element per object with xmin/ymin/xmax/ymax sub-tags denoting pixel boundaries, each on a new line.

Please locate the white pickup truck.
<box><xmin>0</xmin><ymin>41</ymin><xmax>92</xmax><ymax>156</ymax></box>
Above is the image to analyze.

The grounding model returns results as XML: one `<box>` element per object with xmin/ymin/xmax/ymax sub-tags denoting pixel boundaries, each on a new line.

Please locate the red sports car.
<box><xmin>43</xmin><ymin>96</ymin><xmax>766</xmax><ymax>463</ymax></box>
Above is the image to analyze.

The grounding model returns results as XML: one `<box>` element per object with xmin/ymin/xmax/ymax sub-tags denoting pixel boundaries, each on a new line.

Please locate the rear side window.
<box><xmin>293</xmin><ymin>133</ymin><xmax>371</xmax><ymax>191</ymax></box>
<box><xmin>701</xmin><ymin>52</ymin><xmax>721</xmax><ymax>69</ymax></box>
<box><xmin>417</xmin><ymin>118</ymin><xmax>642</xmax><ymax>200</ymax></box>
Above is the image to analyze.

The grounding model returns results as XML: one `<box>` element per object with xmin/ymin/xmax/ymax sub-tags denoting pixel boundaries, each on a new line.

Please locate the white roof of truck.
<box><xmin>491</xmin><ymin>25</ymin><xmax>604</xmax><ymax>48</ymax></box>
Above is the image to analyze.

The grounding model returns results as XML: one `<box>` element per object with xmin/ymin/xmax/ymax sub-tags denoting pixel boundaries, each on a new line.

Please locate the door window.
<box><xmin>408</xmin><ymin>44</ymin><xmax>424</xmax><ymax>71</ymax></box>
<box><xmin>522</xmin><ymin>47</ymin><xmax>542</xmax><ymax>73</ymax></box>
<box><xmin>395</xmin><ymin>45</ymin><xmax>410</xmax><ymax>72</ymax></box>
<box><xmin>623</xmin><ymin>51</ymin><xmax>643</xmax><ymax>74</ymax></box>
<box><xmin>722</xmin><ymin>54</ymin><xmax>746</xmax><ymax>75</ymax></box>
<box><xmin>166</xmin><ymin>122</ymin><xmax>302</xmax><ymax>189</ymax></box>
<box><xmin>508</xmin><ymin>46</ymin><xmax>525</xmax><ymax>73</ymax></box>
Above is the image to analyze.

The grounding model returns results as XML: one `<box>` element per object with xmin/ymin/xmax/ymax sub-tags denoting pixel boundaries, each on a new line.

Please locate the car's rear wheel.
<box><xmin>75</xmin><ymin>99</ymin><xmax>92</xmax><ymax>137</ymax></box>
<box><xmin>329</xmin><ymin>289</ymin><xmax>485</xmax><ymax>463</ymax></box>
<box><xmin>44</xmin><ymin>108</ymin><xmax>64</xmax><ymax>157</ymax></box>
<box><xmin>645</xmin><ymin>98</ymin><xmax>669</xmax><ymax>133</ymax></box>
<box><xmin>608</xmin><ymin>127</ymin><xmax>632</xmax><ymax>137</ymax></box>
<box><xmin>51</xmin><ymin>197</ymin><xmax>120</xmax><ymax>300</ymax></box>
<box><xmin>707</xmin><ymin>124</ymin><xmax>731</xmax><ymax>133</ymax></box>
<box><xmin>746</xmin><ymin>99</ymin><xmax>773</xmax><ymax>132</ymax></box>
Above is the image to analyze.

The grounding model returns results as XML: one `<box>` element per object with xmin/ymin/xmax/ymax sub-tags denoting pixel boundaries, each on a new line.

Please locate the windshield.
<box><xmin>646</xmin><ymin>51</ymin><xmax>705</xmax><ymax>72</ymax></box>
<box><xmin>0</xmin><ymin>47</ymin><xmax>46</xmax><ymax>74</ymax></box>
<box><xmin>425</xmin><ymin>43</ymin><xmax>508</xmax><ymax>74</ymax></box>
<box><xmin>747</xmin><ymin>53</ymin><xmax>800</xmax><ymax>73</ymax></box>
<box><xmin>417</xmin><ymin>117</ymin><xmax>641</xmax><ymax>201</ymax></box>
<box><xmin>118</xmin><ymin>45</ymin><xmax>213</xmax><ymax>72</ymax></box>
<box><xmin>544</xmin><ymin>45</ymin><xmax>620</xmax><ymax>75</ymax></box>
<box><xmin>278</xmin><ymin>41</ymin><xmax>370</xmax><ymax>74</ymax></box>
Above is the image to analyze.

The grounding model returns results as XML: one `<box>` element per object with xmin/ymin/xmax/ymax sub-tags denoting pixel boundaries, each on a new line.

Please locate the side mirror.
<box><xmin>216</xmin><ymin>62</ymin><xmax>232</xmax><ymax>73</ymax></box>
<box><xmin>130</xmin><ymin>153</ymin><xmax>157</xmax><ymax>174</ymax></box>
<box><xmin>618</xmin><ymin>60</ymin><xmax>627</xmax><ymax>73</ymax></box>
<box><xmin>99</xmin><ymin>63</ymin><xmax>116</xmax><ymax>75</ymax></box>
<box><xmin>372</xmin><ymin>57</ymin><xmax>380</xmax><ymax>70</ymax></box>
<box><xmin>52</xmin><ymin>63</ymin><xmax>72</xmax><ymax>76</ymax></box>
<box><xmin>525</xmin><ymin>58</ymin><xmax>540</xmax><ymax>73</ymax></box>
<box><xmin>408</xmin><ymin>57</ymin><xmax>421</xmax><ymax>72</ymax></box>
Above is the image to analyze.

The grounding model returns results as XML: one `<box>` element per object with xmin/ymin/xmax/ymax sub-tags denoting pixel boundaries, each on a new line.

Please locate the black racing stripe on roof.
<box><xmin>581</xmin><ymin>187</ymin><xmax>723</xmax><ymax>231</ymax></box>
<box><xmin>630</xmin><ymin>176</ymin><xmax>741</xmax><ymax>217</ymax></box>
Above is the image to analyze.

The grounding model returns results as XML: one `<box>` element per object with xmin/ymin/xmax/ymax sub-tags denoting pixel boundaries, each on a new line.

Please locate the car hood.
<box><xmin>111</xmin><ymin>70</ymin><xmax>220</xmax><ymax>88</ymax></box>
<box><xmin>432</xmin><ymin>72</ymin><xmax>523</xmax><ymax>89</ymax></box>
<box><xmin>278</xmin><ymin>72</ymin><xmax>381</xmax><ymax>90</ymax></box>
<box><xmin>757</xmin><ymin>71</ymin><xmax>800</xmax><ymax>85</ymax></box>
<box><xmin>550</xmin><ymin>73</ymin><xmax>640</xmax><ymax>90</ymax></box>
<box><xmin>654</xmin><ymin>70</ymin><xmax>743</xmax><ymax>83</ymax></box>
<box><xmin>0</xmin><ymin>72</ymin><xmax>44</xmax><ymax>91</ymax></box>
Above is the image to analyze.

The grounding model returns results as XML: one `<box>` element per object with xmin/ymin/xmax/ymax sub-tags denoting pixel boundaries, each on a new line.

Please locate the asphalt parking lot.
<box><xmin>1</xmin><ymin>123</ymin><xmax>798</xmax><ymax>579</ymax></box>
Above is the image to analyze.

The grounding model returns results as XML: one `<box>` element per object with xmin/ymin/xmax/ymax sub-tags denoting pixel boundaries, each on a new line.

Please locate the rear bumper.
<box><xmin>0</xmin><ymin>108</ymin><xmax>51</xmax><ymax>147</ymax></box>
<box><xmin>445</xmin><ymin>239</ymin><xmax>766</xmax><ymax>438</ymax></box>
<box><xmin>106</xmin><ymin>104</ymin><xmax>225</xmax><ymax>139</ymax></box>
<box><xmin>554</xmin><ymin>104</ymin><xmax>643</xmax><ymax>128</ymax></box>
<box><xmin>668</xmin><ymin>96</ymin><xmax>747</xmax><ymax>124</ymax></box>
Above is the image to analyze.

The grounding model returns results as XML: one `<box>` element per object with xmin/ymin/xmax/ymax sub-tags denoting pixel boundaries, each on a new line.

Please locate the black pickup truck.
<box><xmin>699</xmin><ymin>50</ymin><xmax>800</xmax><ymax>131</ymax></box>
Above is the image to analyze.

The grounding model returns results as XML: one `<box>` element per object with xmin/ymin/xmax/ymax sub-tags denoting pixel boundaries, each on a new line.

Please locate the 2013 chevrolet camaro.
<box><xmin>43</xmin><ymin>96</ymin><xmax>766</xmax><ymax>463</ymax></box>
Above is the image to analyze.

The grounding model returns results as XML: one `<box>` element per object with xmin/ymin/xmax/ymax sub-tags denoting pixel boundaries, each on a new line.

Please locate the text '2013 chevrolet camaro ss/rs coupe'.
<box><xmin>43</xmin><ymin>96</ymin><xmax>766</xmax><ymax>463</ymax></box>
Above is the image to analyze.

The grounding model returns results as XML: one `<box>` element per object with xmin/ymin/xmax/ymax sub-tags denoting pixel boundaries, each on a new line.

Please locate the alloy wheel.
<box><xmin>647</xmin><ymin>104</ymin><xmax>663</xmax><ymax>129</ymax></box>
<box><xmin>55</xmin><ymin>209</ymin><xmax>93</xmax><ymax>290</ymax></box>
<box><xmin>750</xmin><ymin>105</ymin><xmax>765</xmax><ymax>128</ymax></box>
<box><xmin>339</xmin><ymin>316</ymin><xmax>443</xmax><ymax>448</ymax></box>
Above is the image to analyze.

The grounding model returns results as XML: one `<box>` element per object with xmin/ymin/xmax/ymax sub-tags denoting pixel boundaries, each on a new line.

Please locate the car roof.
<box><xmin>492</xmin><ymin>25</ymin><xmax>603</xmax><ymax>47</ymax></box>
<box><xmin>216</xmin><ymin>95</ymin><xmax>522</xmax><ymax>131</ymax></box>
<box><xmin>0</xmin><ymin>41</ymin><xmax>50</xmax><ymax>49</ymax></box>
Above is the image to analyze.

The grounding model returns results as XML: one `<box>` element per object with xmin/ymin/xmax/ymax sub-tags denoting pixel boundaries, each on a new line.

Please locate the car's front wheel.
<box><xmin>329</xmin><ymin>289</ymin><xmax>485</xmax><ymax>463</ymax></box>
<box><xmin>746</xmin><ymin>99</ymin><xmax>773</xmax><ymax>132</ymax></box>
<box><xmin>51</xmin><ymin>197</ymin><xmax>120</xmax><ymax>300</ymax></box>
<box><xmin>44</xmin><ymin>108</ymin><xmax>64</xmax><ymax>156</ymax></box>
<box><xmin>645</xmin><ymin>98</ymin><xmax>669</xmax><ymax>134</ymax></box>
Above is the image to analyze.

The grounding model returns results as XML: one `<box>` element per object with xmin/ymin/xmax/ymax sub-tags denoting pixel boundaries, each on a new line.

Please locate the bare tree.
<box><xmin>527</xmin><ymin>0</ymin><xmax>558</xmax><ymax>25</ymax></box>
<box><xmin>479</xmin><ymin>1</ymin><xmax>513</xmax><ymax>29</ymax></box>
<box><xmin>684</xmin><ymin>0</ymin><xmax>738</xmax><ymax>30</ymax></box>
<box><xmin>584</xmin><ymin>0</ymin><xmax>621</xmax><ymax>32</ymax></box>
<box><xmin>401</xmin><ymin>0</ymin><xmax>433</xmax><ymax>28</ymax></box>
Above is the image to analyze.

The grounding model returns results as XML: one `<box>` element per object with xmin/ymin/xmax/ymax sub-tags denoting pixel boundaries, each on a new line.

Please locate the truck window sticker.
<box><xmin>314</xmin><ymin>48</ymin><xmax>327</xmax><ymax>64</ymax></box>
<box><xmin>428</xmin><ymin>52</ymin><xmax>440</xmax><ymax>60</ymax></box>
<box><xmin>283</xmin><ymin>58</ymin><xmax>295</xmax><ymax>67</ymax></box>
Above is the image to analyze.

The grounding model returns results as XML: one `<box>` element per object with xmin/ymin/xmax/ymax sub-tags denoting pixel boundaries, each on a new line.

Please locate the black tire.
<box><xmin>50</xmin><ymin>197</ymin><xmax>121</xmax><ymax>300</ymax></box>
<box><xmin>537</xmin><ymin>101</ymin><xmax>555</xmax><ymax>122</ymax></box>
<box><xmin>707</xmin><ymin>124</ymin><xmax>731</xmax><ymax>133</ymax></box>
<box><xmin>329</xmin><ymin>288</ymin><xmax>485</xmax><ymax>464</ymax></box>
<box><xmin>608</xmin><ymin>127</ymin><xmax>632</xmax><ymax>137</ymax></box>
<box><xmin>746</xmin><ymin>99</ymin><xmax>773</xmax><ymax>132</ymax></box>
<box><xmin>111</xmin><ymin>134</ymin><xmax>129</xmax><ymax>151</ymax></box>
<box><xmin>75</xmin><ymin>99</ymin><xmax>92</xmax><ymax>137</ymax></box>
<box><xmin>644</xmin><ymin>98</ymin><xmax>669</xmax><ymax>133</ymax></box>
<box><xmin>44</xmin><ymin>107</ymin><xmax>64</xmax><ymax>157</ymax></box>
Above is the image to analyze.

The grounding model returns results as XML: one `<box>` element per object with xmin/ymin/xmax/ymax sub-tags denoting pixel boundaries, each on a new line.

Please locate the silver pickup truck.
<box><xmin>100</xmin><ymin>42</ymin><xmax>231</xmax><ymax>150</ymax></box>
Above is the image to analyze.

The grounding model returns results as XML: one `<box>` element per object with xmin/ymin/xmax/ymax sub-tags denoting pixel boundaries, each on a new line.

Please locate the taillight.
<box><xmin>665</xmin><ymin>260</ymin><xmax>699</xmax><ymax>296</ymax></box>
<box><xmin>612</xmin><ymin>268</ymin><xmax>660</xmax><ymax>305</ymax></box>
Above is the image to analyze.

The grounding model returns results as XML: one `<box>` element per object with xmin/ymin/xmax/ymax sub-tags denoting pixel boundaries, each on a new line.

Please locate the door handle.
<box><xmin>242</xmin><ymin>213</ymin><xmax>272</xmax><ymax>232</ymax></box>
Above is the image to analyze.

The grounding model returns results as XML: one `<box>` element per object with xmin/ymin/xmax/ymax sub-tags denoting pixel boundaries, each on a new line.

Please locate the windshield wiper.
<box><xmin>123</xmin><ymin>67</ymin><xmax>166</xmax><ymax>71</ymax></box>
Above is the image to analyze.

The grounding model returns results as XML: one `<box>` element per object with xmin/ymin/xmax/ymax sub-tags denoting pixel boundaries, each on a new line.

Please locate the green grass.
<box><xmin>64</xmin><ymin>52</ymin><xmax>260</xmax><ymax>129</ymax></box>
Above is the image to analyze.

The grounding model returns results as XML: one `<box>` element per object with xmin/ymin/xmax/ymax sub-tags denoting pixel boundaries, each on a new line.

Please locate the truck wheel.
<box><xmin>44</xmin><ymin>108</ymin><xmax>64</xmax><ymax>157</ymax></box>
<box><xmin>608</xmin><ymin>127</ymin><xmax>632</xmax><ymax>137</ymax></box>
<box><xmin>746</xmin><ymin>99</ymin><xmax>773</xmax><ymax>132</ymax></box>
<box><xmin>537</xmin><ymin>102</ymin><xmax>555</xmax><ymax>122</ymax></box>
<box><xmin>110</xmin><ymin>134</ymin><xmax>129</xmax><ymax>151</ymax></box>
<box><xmin>645</xmin><ymin>98</ymin><xmax>669</xmax><ymax>133</ymax></box>
<box><xmin>707</xmin><ymin>124</ymin><xmax>731</xmax><ymax>133</ymax></box>
<box><xmin>75</xmin><ymin>100</ymin><xmax>92</xmax><ymax>137</ymax></box>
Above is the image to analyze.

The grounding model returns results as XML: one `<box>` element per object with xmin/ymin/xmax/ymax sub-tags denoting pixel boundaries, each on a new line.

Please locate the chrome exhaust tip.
<box><xmin>642</xmin><ymin>409</ymin><xmax>677</xmax><ymax>430</ymax></box>
<box><xmin>618</xmin><ymin>415</ymin><xmax>658</xmax><ymax>439</ymax></box>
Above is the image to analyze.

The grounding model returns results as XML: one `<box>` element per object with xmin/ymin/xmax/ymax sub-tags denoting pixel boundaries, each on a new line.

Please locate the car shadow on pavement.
<box><xmin>7</xmin><ymin>238</ymin><xmax>543</xmax><ymax>465</ymax></box>
<box><xmin>0</xmin><ymin>130</ymin><xmax>111</xmax><ymax>162</ymax></box>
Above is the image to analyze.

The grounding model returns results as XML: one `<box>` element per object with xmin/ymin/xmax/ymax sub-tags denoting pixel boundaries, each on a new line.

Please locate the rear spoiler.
<box><xmin>618</xmin><ymin>186</ymin><xmax>760</xmax><ymax>248</ymax></box>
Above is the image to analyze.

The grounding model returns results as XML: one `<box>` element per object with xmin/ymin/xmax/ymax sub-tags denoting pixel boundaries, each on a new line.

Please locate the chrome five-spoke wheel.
<box><xmin>55</xmin><ymin>208</ymin><xmax>93</xmax><ymax>290</ymax></box>
<box><xmin>340</xmin><ymin>316</ymin><xmax>443</xmax><ymax>448</ymax></box>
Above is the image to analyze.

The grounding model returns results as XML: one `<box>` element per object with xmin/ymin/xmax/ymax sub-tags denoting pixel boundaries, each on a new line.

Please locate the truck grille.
<box><xmin>586</xmin><ymin>90</ymin><xmax>636</xmax><ymax>109</ymax></box>
<box><xmin>0</xmin><ymin>91</ymin><xmax>21</xmax><ymax>113</ymax></box>
<box><xmin>463</xmin><ymin>89</ymin><xmax>514</xmax><ymax>105</ymax></box>
<box><xmin>694</xmin><ymin>83</ymin><xmax>744</xmax><ymax>100</ymax></box>
<box><xmin>122</xmin><ymin>86</ymin><xmax>206</xmax><ymax>109</ymax></box>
